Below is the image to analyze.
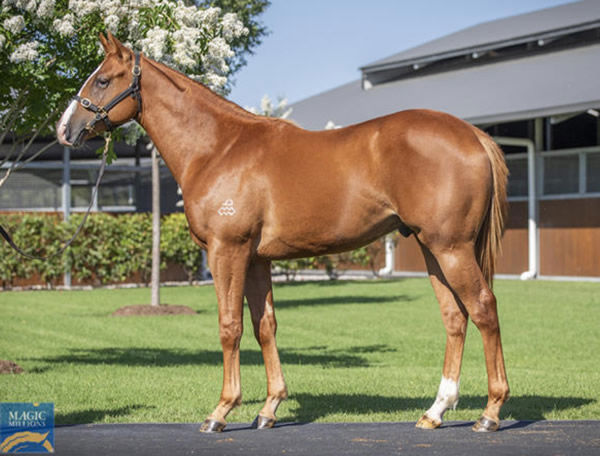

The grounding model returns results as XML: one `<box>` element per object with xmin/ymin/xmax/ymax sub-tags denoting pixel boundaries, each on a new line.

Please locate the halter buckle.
<box><xmin>80</xmin><ymin>98</ymin><xmax>92</xmax><ymax>108</ymax></box>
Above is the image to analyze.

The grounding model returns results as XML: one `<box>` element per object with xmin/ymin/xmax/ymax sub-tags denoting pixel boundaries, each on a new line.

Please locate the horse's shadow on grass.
<box><xmin>275</xmin><ymin>294</ymin><xmax>416</xmax><ymax>309</ymax></box>
<box><xmin>55</xmin><ymin>404</ymin><xmax>153</xmax><ymax>426</ymax></box>
<box><xmin>273</xmin><ymin>278</ymin><xmax>407</xmax><ymax>289</ymax></box>
<box><xmin>27</xmin><ymin>344</ymin><xmax>396</xmax><ymax>369</ymax></box>
<box><xmin>286</xmin><ymin>393</ymin><xmax>595</xmax><ymax>423</ymax></box>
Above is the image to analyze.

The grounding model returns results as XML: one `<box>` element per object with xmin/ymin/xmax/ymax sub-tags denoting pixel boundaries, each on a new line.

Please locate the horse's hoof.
<box><xmin>472</xmin><ymin>416</ymin><xmax>499</xmax><ymax>432</ymax></box>
<box><xmin>415</xmin><ymin>414</ymin><xmax>441</xmax><ymax>430</ymax></box>
<box><xmin>251</xmin><ymin>415</ymin><xmax>276</xmax><ymax>429</ymax></box>
<box><xmin>199</xmin><ymin>419</ymin><xmax>226</xmax><ymax>433</ymax></box>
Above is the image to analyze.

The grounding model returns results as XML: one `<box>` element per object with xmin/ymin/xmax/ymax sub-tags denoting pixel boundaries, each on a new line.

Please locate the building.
<box><xmin>290</xmin><ymin>0</ymin><xmax>600</xmax><ymax>279</ymax></box>
<box><xmin>0</xmin><ymin>137</ymin><xmax>181</xmax><ymax>216</ymax></box>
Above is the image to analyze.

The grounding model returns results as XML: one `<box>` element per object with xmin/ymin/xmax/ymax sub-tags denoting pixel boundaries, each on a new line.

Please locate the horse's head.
<box><xmin>57</xmin><ymin>32</ymin><xmax>142</xmax><ymax>147</ymax></box>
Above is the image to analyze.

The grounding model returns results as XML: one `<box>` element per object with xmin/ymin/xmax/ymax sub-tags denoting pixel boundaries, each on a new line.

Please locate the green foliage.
<box><xmin>273</xmin><ymin>246</ymin><xmax>375</xmax><ymax>281</ymax></box>
<box><xmin>0</xmin><ymin>213</ymin><xmax>65</xmax><ymax>287</ymax></box>
<box><xmin>65</xmin><ymin>213</ymin><xmax>153</xmax><ymax>285</ymax></box>
<box><xmin>0</xmin><ymin>212</ymin><xmax>204</xmax><ymax>288</ymax></box>
<box><xmin>160</xmin><ymin>213</ymin><xmax>205</xmax><ymax>284</ymax></box>
<box><xmin>198</xmin><ymin>0</ymin><xmax>271</xmax><ymax>75</ymax></box>
<box><xmin>0</xmin><ymin>212</ymin><xmax>381</xmax><ymax>287</ymax></box>
<box><xmin>1</xmin><ymin>0</ymin><xmax>269</xmax><ymax>148</ymax></box>
<box><xmin>273</xmin><ymin>257</ymin><xmax>315</xmax><ymax>281</ymax></box>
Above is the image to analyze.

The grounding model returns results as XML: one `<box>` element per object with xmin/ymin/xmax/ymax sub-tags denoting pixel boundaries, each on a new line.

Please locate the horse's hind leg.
<box><xmin>416</xmin><ymin>243</ymin><xmax>468</xmax><ymax>429</ymax></box>
<box><xmin>428</xmin><ymin>242</ymin><xmax>509</xmax><ymax>432</ymax></box>
<box><xmin>245</xmin><ymin>258</ymin><xmax>288</xmax><ymax>429</ymax></box>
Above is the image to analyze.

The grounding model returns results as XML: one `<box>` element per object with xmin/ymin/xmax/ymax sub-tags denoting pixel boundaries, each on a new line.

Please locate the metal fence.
<box><xmin>0</xmin><ymin>159</ymin><xmax>179</xmax><ymax>214</ymax></box>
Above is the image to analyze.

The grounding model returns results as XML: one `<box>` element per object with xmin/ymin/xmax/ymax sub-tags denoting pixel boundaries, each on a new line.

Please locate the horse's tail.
<box><xmin>473</xmin><ymin>129</ymin><xmax>509</xmax><ymax>289</ymax></box>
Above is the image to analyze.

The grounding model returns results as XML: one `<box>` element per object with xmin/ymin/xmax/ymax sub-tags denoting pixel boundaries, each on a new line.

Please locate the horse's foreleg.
<box><xmin>245</xmin><ymin>258</ymin><xmax>288</xmax><ymax>429</ymax></box>
<box><xmin>416</xmin><ymin>244</ymin><xmax>468</xmax><ymax>430</ymax></box>
<box><xmin>199</xmin><ymin>241</ymin><xmax>251</xmax><ymax>433</ymax></box>
<box><xmin>430</xmin><ymin>244</ymin><xmax>509</xmax><ymax>432</ymax></box>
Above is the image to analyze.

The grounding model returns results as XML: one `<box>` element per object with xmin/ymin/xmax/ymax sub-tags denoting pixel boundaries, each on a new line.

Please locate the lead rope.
<box><xmin>0</xmin><ymin>135</ymin><xmax>111</xmax><ymax>261</ymax></box>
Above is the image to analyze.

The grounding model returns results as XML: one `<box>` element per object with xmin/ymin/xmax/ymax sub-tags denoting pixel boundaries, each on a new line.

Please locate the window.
<box><xmin>506</xmin><ymin>158</ymin><xmax>528</xmax><ymax>197</ymax></box>
<box><xmin>543</xmin><ymin>154</ymin><xmax>579</xmax><ymax>195</ymax></box>
<box><xmin>0</xmin><ymin>169</ymin><xmax>62</xmax><ymax>209</ymax></box>
<box><xmin>550</xmin><ymin>113</ymin><xmax>599</xmax><ymax>150</ymax></box>
<box><xmin>587</xmin><ymin>153</ymin><xmax>600</xmax><ymax>193</ymax></box>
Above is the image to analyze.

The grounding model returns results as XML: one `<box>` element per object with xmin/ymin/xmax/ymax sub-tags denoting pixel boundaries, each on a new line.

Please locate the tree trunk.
<box><xmin>151</xmin><ymin>143</ymin><xmax>161</xmax><ymax>307</ymax></box>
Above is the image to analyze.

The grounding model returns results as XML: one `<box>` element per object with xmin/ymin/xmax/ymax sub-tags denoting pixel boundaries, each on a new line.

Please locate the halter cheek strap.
<box><xmin>74</xmin><ymin>52</ymin><xmax>142</xmax><ymax>133</ymax></box>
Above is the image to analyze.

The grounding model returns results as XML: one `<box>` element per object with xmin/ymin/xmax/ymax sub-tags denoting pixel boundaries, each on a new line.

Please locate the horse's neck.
<box><xmin>138</xmin><ymin>58</ymin><xmax>253</xmax><ymax>185</ymax></box>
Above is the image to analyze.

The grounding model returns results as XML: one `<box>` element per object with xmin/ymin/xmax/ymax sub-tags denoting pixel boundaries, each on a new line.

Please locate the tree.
<box><xmin>196</xmin><ymin>0</ymin><xmax>270</xmax><ymax>78</ymax></box>
<box><xmin>245</xmin><ymin>94</ymin><xmax>292</xmax><ymax>119</ymax></box>
<box><xmin>150</xmin><ymin>143</ymin><xmax>161</xmax><ymax>306</ymax></box>
<box><xmin>1</xmin><ymin>1</ymin><xmax>270</xmax><ymax>306</ymax></box>
<box><xmin>1</xmin><ymin>0</ymin><xmax>268</xmax><ymax>176</ymax></box>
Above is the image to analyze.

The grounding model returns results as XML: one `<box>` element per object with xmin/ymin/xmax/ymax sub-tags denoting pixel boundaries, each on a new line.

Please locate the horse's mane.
<box><xmin>143</xmin><ymin>57</ymin><xmax>275</xmax><ymax>124</ymax></box>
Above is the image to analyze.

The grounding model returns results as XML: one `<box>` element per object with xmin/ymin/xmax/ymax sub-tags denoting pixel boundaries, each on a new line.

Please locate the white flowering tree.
<box><xmin>1</xmin><ymin>0</ymin><xmax>268</xmax><ymax>311</ymax></box>
<box><xmin>245</xmin><ymin>94</ymin><xmax>292</xmax><ymax>119</ymax></box>
<box><xmin>0</xmin><ymin>0</ymin><xmax>269</xmax><ymax>180</ymax></box>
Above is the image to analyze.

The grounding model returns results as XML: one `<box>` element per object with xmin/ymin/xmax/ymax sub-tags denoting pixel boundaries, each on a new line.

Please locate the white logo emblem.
<box><xmin>218</xmin><ymin>199</ymin><xmax>236</xmax><ymax>216</ymax></box>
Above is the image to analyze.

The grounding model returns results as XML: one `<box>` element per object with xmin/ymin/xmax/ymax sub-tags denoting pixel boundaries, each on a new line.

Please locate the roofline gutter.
<box><xmin>466</xmin><ymin>101</ymin><xmax>600</xmax><ymax>127</ymax></box>
<box><xmin>360</xmin><ymin>20</ymin><xmax>600</xmax><ymax>74</ymax></box>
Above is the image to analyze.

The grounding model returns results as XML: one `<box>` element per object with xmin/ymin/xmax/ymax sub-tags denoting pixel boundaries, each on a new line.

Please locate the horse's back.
<box><xmin>254</xmin><ymin>109</ymin><xmax>493</xmax><ymax>258</ymax></box>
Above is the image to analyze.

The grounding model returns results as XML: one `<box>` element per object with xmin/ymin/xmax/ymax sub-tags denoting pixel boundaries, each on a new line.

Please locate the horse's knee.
<box><xmin>469</xmin><ymin>288</ymin><xmax>499</xmax><ymax>332</ymax></box>
<box><xmin>219</xmin><ymin>319</ymin><xmax>243</xmax><ymax>348</ymax></box>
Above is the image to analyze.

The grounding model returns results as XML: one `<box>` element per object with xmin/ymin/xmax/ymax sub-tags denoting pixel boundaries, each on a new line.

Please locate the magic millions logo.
<box><xmin>0</xmin><ymin>403</ymin><xmax>54</xmax><ymax>453</ymax></box>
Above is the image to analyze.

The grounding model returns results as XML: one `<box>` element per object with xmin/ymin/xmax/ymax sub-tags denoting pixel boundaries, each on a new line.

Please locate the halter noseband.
<box><xmin>74</xmin><ymin>52</ymin><xmax>142</xmax><ymax>133</ymax></box>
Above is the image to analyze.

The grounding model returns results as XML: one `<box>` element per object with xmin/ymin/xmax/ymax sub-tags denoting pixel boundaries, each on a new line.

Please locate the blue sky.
<box><xmin>228</xmin><ymin>0</ymin><xmax>576</xmax><ymax>110</ymax></box>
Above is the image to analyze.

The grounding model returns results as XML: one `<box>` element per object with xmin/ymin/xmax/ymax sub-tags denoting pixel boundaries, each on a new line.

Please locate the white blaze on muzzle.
<box><xmin>56</xmin><ymin>64</ymin><xmax>102</xmax><ymax>145</ymax></box>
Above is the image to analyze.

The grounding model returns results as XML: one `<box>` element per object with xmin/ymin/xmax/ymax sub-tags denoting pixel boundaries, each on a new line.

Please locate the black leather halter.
<box><xmin>74</xmin><ymin>52</ymin><xmax>142</xmax><ymax>133</ymax></box>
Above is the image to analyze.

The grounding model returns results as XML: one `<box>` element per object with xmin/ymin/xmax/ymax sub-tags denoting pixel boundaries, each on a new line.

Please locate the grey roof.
<box><xmin>362</xmin><ymin>0</ymin><xmax>600</xmax><ymax>71</ymax></box>
<box><xmin>290</xmin><ymin>0</ymin><xmax>600</xmax><ymax>130</ymax></box>
<box><xmin>290</xmin><ymin>42</ymin><xmax>600</xmax><ymax>129</ymax></box>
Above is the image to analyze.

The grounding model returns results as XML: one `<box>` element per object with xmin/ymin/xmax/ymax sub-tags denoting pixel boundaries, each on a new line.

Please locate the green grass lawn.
<box><xmin>1</xmin><ymin>278</ymin><xmax>599</xmax><ymax>425</ymax></box>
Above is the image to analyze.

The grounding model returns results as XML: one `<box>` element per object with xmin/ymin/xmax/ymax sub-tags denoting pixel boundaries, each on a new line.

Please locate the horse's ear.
<box><xmin>105</xmin><ymin>31</ymin><xmax>130</xmax><ymax>59</ymax></box>
<box><xmin>97</xmin><ymin>31</ymin><xmax>125</xmax><ymax>58</ymax></box>
<box><xmin>99</xmin><ymin>33</ymin><xmax>110</xmax><ymax>54</ymax></box>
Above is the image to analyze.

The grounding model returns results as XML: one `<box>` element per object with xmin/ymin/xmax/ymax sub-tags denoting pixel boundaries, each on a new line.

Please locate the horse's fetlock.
<box><xmin>221</xmin><ymin>394</ymin><xmax>242</xmax><ymax>408</ymax></box>
<box><xmin>491</xmin><ymin>384</ymin><xmax>510</xmax><ymax>404</ymax></box>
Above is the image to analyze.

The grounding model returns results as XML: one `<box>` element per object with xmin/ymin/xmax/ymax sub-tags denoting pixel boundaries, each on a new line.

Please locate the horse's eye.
<box><xmin>96</xmin><ymin>77</ymin><xmax>109</xmax><ymax>89</ymax></box>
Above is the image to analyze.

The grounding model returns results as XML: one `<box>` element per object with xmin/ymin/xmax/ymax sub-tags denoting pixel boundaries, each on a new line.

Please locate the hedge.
<box><xmin>0</xmin><ymin>213</ymin><xmax>387</xmax><ymax>289</ymax></box>
<box><xmin>0</xmin><ymin>213</ymin><xmax>202</xmax><ymax>288</ymax></box>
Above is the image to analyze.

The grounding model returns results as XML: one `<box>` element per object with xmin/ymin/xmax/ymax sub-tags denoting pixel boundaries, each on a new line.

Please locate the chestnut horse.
<box><xmin>57</xmin><ymin>33</ymin><xmax>509</xmax><ymax>433</ymax></box>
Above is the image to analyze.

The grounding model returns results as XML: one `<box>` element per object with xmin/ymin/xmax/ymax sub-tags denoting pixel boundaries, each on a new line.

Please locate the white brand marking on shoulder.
<box><xmin>218</xmin><ymin>199</ymin><xmax>236</xmax><ymax>216</ymax></box>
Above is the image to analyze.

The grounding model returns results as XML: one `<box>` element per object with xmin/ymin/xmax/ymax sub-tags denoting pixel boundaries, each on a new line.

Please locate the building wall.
<box><xmin>497</xmin><ymin>201</ymin><xmax>528</xmax><ymax>275</ymax></box>
<box><xmin>539</xmin><ymin>198</ymin><xmax>600</xmax><ymax>277</ymax></box>
<box><xmin>394</xmin><ymin>198</ymin><xmax>600</xmax><ymax>278</ymax></box>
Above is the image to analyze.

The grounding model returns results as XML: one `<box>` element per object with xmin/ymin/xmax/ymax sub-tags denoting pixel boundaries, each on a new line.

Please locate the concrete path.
<box><xmin>54</xmin><ymin>420</ymin><xmax>600</xmax><ymax>455</ymax></box>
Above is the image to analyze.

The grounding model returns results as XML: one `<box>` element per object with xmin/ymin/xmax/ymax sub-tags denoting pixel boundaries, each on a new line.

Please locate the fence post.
<box><xmin>62</xmin><ymin>147</ymin><xmax>71</xmax><ymax>289</ymax></box>
<box><xmin>151</xmin><ymin>143</ymin><xmax>161</xmax><ymax>306</ymax></box>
